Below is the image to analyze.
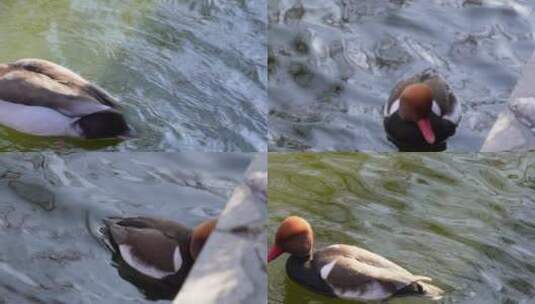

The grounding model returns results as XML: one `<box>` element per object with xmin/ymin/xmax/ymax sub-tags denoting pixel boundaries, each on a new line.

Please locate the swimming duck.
<box><xmin>383</xmin><ymin>69</ymin><xmax>461</xmax><ymax>151</ymax></box>
<box><xmin>101</xmin><ymin>217</ymin><xmax>217</xmax><ymax>300</ymax></box>
<box><xmin>268</xmin><ymin>216</ymin><xmax>444</xmax><ymax>301</ymax></box>
<box><xmin>0</xmin><ymin>58</ymin><xmax>130</xmax><ymax>139</ymax></box>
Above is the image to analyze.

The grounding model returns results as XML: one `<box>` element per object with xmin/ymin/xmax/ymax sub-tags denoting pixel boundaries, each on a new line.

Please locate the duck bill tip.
<box><xmin>268</xmin><ymin>245</ymin><xmax>283</xmax><ymax>263</ymax></box>
<box><xmin>417</xmin><ymin>118</ymin><xmax>436</xmax><ymax>144</ymax></box>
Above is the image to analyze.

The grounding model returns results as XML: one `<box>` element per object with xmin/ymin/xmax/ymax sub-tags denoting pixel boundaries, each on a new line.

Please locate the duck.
<box><xmin>383</xmin><ymin>69</ymin><xmax>461</xmax><ymax>152</ymax></box>
<box><xmin>268</xmin><ymin>216</ymin><xmax>444</xmax><ymax>302</ymax></box>
<box><xmin>100</xmin><ymin>216</ymin><xmax>217</xmax><ymax>300</ymax></box>
<box><xmin>0</xmin><ymin>58</ymin><xmax>130</xmax><ymax>139</ymax></box>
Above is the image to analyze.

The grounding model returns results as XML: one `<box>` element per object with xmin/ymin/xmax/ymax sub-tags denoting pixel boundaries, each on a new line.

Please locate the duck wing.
<box><xmin>106</xmin><ymin>221</ymin><xmax>189</xmax><ymax>280</ymax></box>
<box><xmin>106</xmin><ymin>216</ymin><xmax>191</xmax><ymax>241</ymax></box>
<box><xmin>419</xmin><ymin>71</ymin><xmax>460</xmax><ymax>123</ymax></box>
<box><xmin>313</xmin><ymin>244</ymin><xmax>435</xmax><ymax>301</ymax></box>
<box><xmin>13</xmin><ymin>58</ymin><xmax>119</xmax><ymax>107</ymax></box>
<box><xmin>0</xmin><ymin>60</ymin><xmax>114</xmax><ymax>118</ymax></box>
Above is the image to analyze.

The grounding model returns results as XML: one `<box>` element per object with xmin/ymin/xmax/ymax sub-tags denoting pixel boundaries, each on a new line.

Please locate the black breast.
<box><xmin>384</xmin><ymin>112</ymin><xmax>456</xmax><ymax>152</ymax></box>
<box><xmin>286</xmin><ymin>255</ymin><xmax>334</xmax><ymax>297</ymax></box>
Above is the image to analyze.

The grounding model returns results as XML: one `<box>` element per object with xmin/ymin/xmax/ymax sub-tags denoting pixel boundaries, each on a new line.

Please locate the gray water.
<box><xmin>0</xmin><ymin>152</ymin><xmax>252</xmax><ymax>303</ymax></box>
<box><xmin>269</xmin><ymin>152</ymin><xmax>535</xmax><ymax>304</ymax></box>
<box><xmin>268</xmin><ymin>0</ymin><xmax>535</xmax><ymax>151</ymax></box>
<box><xmin>0</xmin><ymin>0</ymin><xmax>267</xmax><ymax>152</ymax></box>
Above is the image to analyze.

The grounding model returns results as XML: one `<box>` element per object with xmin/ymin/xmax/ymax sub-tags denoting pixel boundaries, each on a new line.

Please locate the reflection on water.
<box><xmin>0</xmin><ymin>152</ymin><xmax>252</xmax><ymax>303</ymax></box>
<box><xmin>0</xmin><ymin>0</ymin><xmax>267</xmax><ymax>152</ymax></box>
<box><xmin>268</xmin><ymin>0</ymin><xmax>535</xmax><ymax>151</ymax></box>
<box><xmin>268</xmin><ymin>153</ymin><xmax>535</xmax><ymax>303</ymax></box>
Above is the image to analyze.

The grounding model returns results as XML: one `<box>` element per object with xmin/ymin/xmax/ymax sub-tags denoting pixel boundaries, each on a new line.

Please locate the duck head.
<box><xmin>75</xmin><ymin>110</ymin><xmax>132</xmax><ymax>139</ymax></box>
<box><xmin>268</xmin><ymin>216</ymin><xmax>314</xmax><ymax>262</ymax></box>
<box><xmin>399</xmin><ymin>84</ymin><xmax>436</xmax><ymax>144</ymax></box>
<box><xmin>190</xmin><ymin>218</ymin><xmax>217</xmax><ymax>260</ymax></box>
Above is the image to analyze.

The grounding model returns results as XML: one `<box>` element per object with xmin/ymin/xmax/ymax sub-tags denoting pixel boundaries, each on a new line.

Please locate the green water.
<box><xmin>0</xmin><ymin>0</ymin><xmax>267</xmax><ymax>151</ymax></box>
<box><xmin>268</xmin><ymin>153</ymin><xmax>535</xmax><ymax>304</ymax></box>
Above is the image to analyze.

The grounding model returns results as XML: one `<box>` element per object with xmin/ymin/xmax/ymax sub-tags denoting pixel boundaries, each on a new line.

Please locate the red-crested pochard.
<box><xmin>101</xmin><ymin>217</ymin><xmax>216</xmax><ymax>300</ymax></box>
<box><xmin>383</xmin><ymin>69</ymin><xmax>461</xmax><ymax>152</ymax></box>
<box><xmin>0</xmin><ymin>58</ymin><xmax>130</xmax><ymax>139</ymax></box>
<box><xmin>269</xmin><ymin>216</ymin><xmax>444</xmax><ymax>301</ymax></box>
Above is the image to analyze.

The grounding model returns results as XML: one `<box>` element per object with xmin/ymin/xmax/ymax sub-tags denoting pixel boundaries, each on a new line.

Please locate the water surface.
<box><xmin>269</xmin><ymin>153</ymin><xmax>535</xmax><ymax>303</ymax></box>
<box><xmin>0</xmin><ymin>152</ymin><xmax>252</xmax><ymax>303</ymax></box>
<box><xmin>0</xmin><ymin>0</ymin><xmax>267</xmax><ymax>152</ymax></box>
<box><xmin>269</xmin><ymin>0</ymin><xmax>535</xmax><ymax>151</ymax></box>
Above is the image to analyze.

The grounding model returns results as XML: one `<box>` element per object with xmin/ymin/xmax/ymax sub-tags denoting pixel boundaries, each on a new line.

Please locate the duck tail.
<box><xmin>101</xmin><ymin>216</ymin><xmax>132</xmax><ymax>254</ymax></box>
<box><xmin>413</xmin><ymin>275</ymin><xmax>433</xmax><ymax>282</ymax></box>
<box><xmin>395</xmin><ymin>277</ymin><xmax>444</xmax><ymax>300</ymax></box>
<box><xmin>420</xmin><ymin>68</ymin><xmax>440</xmax><ymax>80</ymax></box>
<box><xmin>83</xmin><ymin>210</ymin><xmax>118</xmax><ymax>253</ymax></box>
<box><xmin>417</xmin><ymin>281</ymin><xmax>444</xmax><ymax>301</ymax></box>
<box><xmin>84</xmin><ymin>84</ymin><xmax>120</xmax><ymax>108</ymax></box>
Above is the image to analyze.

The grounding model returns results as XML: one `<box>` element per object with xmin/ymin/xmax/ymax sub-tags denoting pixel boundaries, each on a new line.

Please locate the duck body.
<box><xmin>101</xmin><ymin>217</ymin><xmax>195</xmax><ymax>300</ymax></box>
<box><xmin>383</xmin><ymin>69</ymin><xmax>461</xmax><ymax>152</ymax></box>
<box><xmin>0</xmin><ymin>58</ymin><xmax>130</xmax><ymax>139</ymax></box>
<box><xmin>269</xmin><ymin>216</ymin><xmax>444</xmax><ymax>302</ymax></box>
<box><xmin>286</xmin><ymin>244</ymin><xmax>442</xmax><ymax>301</ymax></box>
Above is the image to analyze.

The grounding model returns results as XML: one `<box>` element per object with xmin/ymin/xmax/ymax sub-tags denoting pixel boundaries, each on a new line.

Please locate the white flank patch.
<box><xmin>327</xmin><ymin>244</ymin><xmax>340</xmax><ymax>249</ymax></box>
<box><xmin>0</xmin><ymin>99</ymin><xmax>80</xmax><ymax>137</ymax></box>
<box><xmin>320</xmin><ymin>260</ymin><xmax>337</xmax><ymax>280</ymax></box>
<box><xmin>385</xmin><ymin>99</ymin><xmax>452</xmax><ymax>121</ymax></box>
<box><xmin>336</xmin><ymin>280</ymin><xmax>390</xmax><ymax>301</ymax></box>
<box><xmin>119</xmin><ymin>245</ymin><xmax>175</xmax><ymax>279</ymax></box>
<box><xmin>384</xmin><ymin>99</ymin><xmax>400</xmax><ymax>117</ymax></box>
<box><xmin>431</xmin><ymin>100</ymin><xmax>442</xmax><ymax>116</ymax></box>
<box><xmin>173</xmin><ymin>246</ymin><xmax>183</xmax><ymax>272</ymax></box>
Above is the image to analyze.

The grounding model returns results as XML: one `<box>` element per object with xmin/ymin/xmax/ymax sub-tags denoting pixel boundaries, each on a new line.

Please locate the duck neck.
<box><xmin>291</xmin><ymin>252</ymin><xmax>313</xmax><ymax>262</ymax></box>
<box><xmin>398</xmin><ymin>101</ymin><xmax>418</xmax><ymax>122</ymax></box>
<box><xmin>186</xmin><ymin>234</ymin><xmax>195</xmax><ymax>262</ymax></box>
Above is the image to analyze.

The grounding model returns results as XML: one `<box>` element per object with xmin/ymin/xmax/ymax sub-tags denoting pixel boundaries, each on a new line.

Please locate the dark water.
<box><xmin>0</xmin><ymin>0</ymin><xmax>267</xmax><ymax>152</ymax></box>
<box><xmin>0</xmin><ymin>152</ymin><xmax>252</xmax><ymax>303</ymax></box>
<box><xmin>268</xmin><ymin>153</ymin><xmax>535</xmax><ymax>303</ymax></box>
<box><xmin>268</xmin><ymin>0</ymin><xmax>535</xmax><ymax>151</ymax></box>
